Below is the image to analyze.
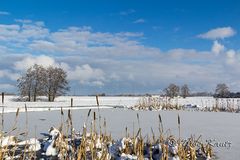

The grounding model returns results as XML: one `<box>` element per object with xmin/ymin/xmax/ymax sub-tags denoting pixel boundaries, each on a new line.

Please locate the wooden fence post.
<box><xmin>1</xmin><ymin>92</ymin><xmax>4</xmax><ymax>104</ymax></box>
<box><xmin>96</xmin><ymin>95</ymin><xmax>99</xmax><ymax>106</ymax></box>
<box><xmin>71</xmin><ymin>98</ymin><xmax>73</xmax><ymax>107</ymax></box>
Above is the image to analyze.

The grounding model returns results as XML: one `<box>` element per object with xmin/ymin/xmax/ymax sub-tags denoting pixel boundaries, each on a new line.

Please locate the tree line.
<box><xmin>164</xmin><ymin>84</ymin><xmax>190</xmax><ymax>98</ymax></box>
<box><xmin>17</xmin><ymin>64</ymin><xmax>69</xmax><ymax>102</ymax></box>
<box><xmin>213</xmin><ymin>83</ymin><xmax>240</xmax><ymax>98</ymax></box>
<box><xmin>164</xmin><ymin>83</ymin><xmax>239</xmax><ymax>98</ymax></box>
<box><xmin>16</xmin><ymin>64</ymin><xmax>237</xmax><ymax>101</ymax></box>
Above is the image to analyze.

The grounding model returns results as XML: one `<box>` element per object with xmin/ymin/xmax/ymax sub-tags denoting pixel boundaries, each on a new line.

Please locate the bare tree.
<box><xmin>17</xmin><ymin>64</ymin><xmax>46</xmax><ymax>101</ymax></box>
<box><xmin>181</xmin><ymin>84</ymin><xmax>190</xmax><ymax>98</ymax></box>
<box><xmin>215</xmin><ymin>83</ymin><xmax>230</xmax><ymax>98</ymax></box>
<box><xmin>45</xmin><ymin>66</ymin><xmax>69</xmax><ymax>101</ymax></box>
<box><xmin>31</xmin><ymin>64</ymin><xmax>46</xmax><ymax>101</ymax></box>
<box><xmin>17</xmin><ymin>64</ymin><xmax>69</xmax><ymax>102</ymax></box>
<box><xmin>164</xmin><ymin>83</ymin><xmax>180</xmax><ymax>98</ymax></box>
<box><xmin>17</xmin><ymin>69</ymin><xmax>34</xmax><ymax>101</ymax></box>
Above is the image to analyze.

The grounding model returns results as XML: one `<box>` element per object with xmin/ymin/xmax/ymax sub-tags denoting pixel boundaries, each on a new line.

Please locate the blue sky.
<box><xmin>0</xmin><ymin>0</ymin><xmax>240</xmax><ymax>94</ymax></box>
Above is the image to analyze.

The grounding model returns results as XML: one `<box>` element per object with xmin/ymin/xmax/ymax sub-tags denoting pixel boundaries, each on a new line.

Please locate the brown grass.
<box><xmin>0</xmin><ymin>107</ymin><xmax>214</xmax><ymax>159</ymax></box>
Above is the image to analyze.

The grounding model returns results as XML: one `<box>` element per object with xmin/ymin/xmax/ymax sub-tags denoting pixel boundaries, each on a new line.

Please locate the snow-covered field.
<box><xmin>2</xmin><ymin>109</ymin><xmax>240</xmax><ymax>159</ymax></box>
<box><xmin>0</xmin><ymin>95</ymin><xmax>140</xmax><ymax>113</ymax></box>
<box><xmin>1</xmin><ymin>95</ymin><xmax>240</xmax><ymax>113</ymax></box>
<box><xmin>1</xmin><ymin>96</ymin><xmax>240</xmax><ymax>159</ymax></box>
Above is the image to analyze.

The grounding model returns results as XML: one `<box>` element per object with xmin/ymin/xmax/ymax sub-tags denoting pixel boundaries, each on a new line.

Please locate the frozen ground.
<box><xmin>1</xmin><ymin>96</ymin><xmax>240</xmax><ymax>159</ymax></box>
<box><xmin>2</xmin><ymin>109</ymin><xmax>240</xmax><ymax>160</ymax></box>
<box><xmin>1</xmin><ymin>95</ymin><xmax>240</xmax><ymax>113</ymax></box>
<box><xmin>0</xmin><ymin>95</ymin><xmax>140</xmax><ymax>112</ymax></box>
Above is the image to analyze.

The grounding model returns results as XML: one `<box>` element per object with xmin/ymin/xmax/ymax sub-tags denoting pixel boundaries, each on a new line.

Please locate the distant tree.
<box><xmin>17</xmin><ymin>64</ymin><xmax>46</xmax><ymax>101</ymax></box>
<box><xmin>215</xmin><ymin>83</ymin><xmax>230</xmax><ymax>98</ymax></box>
<box><xmin>45</xmin><ymin>66</ymin><xmax>69</xmax><ymax>102</ymax></box>
<box><xmin>32</xmin><ymin>64</ymin><xmax>46</xmax><ymax>101</ymax></box>
<box><xmin>17</xmin><ymin>69</ymin><xmax>33</xmax><ymax>101</ymax></box>
<box><xmin>181</xmin><ymin>84</ymin><xmax>190</xmax><ymax>98</ymax></box>
<box><xmin>164</xmin><ymin>83</ymin><xmax>180</xmax><ymax>98</ymax></box>
<box><xmin>98</xmin><ymin>93</ymin><xmax>106</xmax><ymax>96</ymax></box>
<box><xmin>17</xmin><ymin>64</ymin><xmax>69</xmax><ymax>102</ymax></box>
<box><xmin>190</xmin><ymin>92</ymin><xmax>213</xmax><ymax>97</ymax></box>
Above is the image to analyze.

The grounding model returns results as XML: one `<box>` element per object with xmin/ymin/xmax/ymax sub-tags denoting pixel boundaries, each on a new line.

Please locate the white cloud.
<box><xmin>14</xmin><ymin>55</ymin><xmax>56</xmax><ymax>71</ymax></box>
<box><xmin>0</xmin><ymin>24</ymin><xmax>20</xmax><ymax>41</ymax></box>
<box><xmin>0</xmin><ymin>22</ymin><xmax>49</xmax><ymax>43</ymax></box>
<box><xmin>116</xmin><ymin>32</ymin><xmax>144</xmax><ymax>37</ymax></box>
<box><xmin>0</xmin><ymin>70</ymin><xmax>20</xmax><ymax>81</ymax></box>
<box><xmin>133</xmin><ymin>19</ymin><xmax>145</xmax><ymax>24</ymax></box>
<box><xmin>167</xmin><ymin>48</ymin><xmax>212</xmax><ymax>62</ymax></box>
<box><xmin>120</xmin><ymin>9</ymin><xmax>136</xmax><ymax>16</ymax></box>
<box><xmin>211</xmin><ymin>40</ymin><xmax>225</xmax><ymax>55</ymax></box>
<box><xmin>226</xmin><ymin>49</ymin><xmax>236</xmax><ymax>58</ymax></box>
<box><xmin>109</xmin><ymin>73</ymin><xmax>120</xmax><ymax>80</ymax></box>
<box><xmin>226</xmin><ymin>49</ymin><xmax>236</xmax><ymax>65</ymax></box>
<box><xmin>0</xmin><ymin>11</ymin><xmax>10</xmax><ymax>15</ymax></box>
<box><xmin>1</xmin><ymin>20</ymin><xmax>240</xmax><ymax>93</ymax></box>
<box><xmin>0</xmin><ymin>84</ymin><xmax>15</xmax><ymax>90</ymax></box>
<box><xmin>30</xmin><ymin>40</ymin><xmax>57</xmax><ymax>52</ymax></box>
<box><xmin>152</xmin><ymin>26</ymin><xmax>162</xmax><ymax>30</ymax></box>
<box><xmin>90</xmin><ymin>81</ymin><xmax>104</xmax><ymax>87</ymax></box>
<box><xmin>28</xmin><ymin>27</ymin><xmax>159</xmax><ymax>58</ymax></box>
<box><xmin>68</xmin><ymin>64</ymin><xmax>105</xmax><ymax>86</ymax></box>
<box><xmin>198</xmin><ymin>27</ymin><xmax>236</xmax><ymax>39</ymax></box>
<box><xmin>15</xmin><ymin>19</ymin><xmax>32</xmax><ymax>23</ymax></box>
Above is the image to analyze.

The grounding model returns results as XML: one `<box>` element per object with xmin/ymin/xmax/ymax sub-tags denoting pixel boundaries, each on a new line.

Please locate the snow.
<box><xmin>17</xmin><ymin>138</ymin><xmax>41</xmax><ymax>152</ymax></box>
<box><xmin>0</xmin><ymin>95</ymin><xmax>240</xmax><ymax>159</ymax></box>
<box><xmin>0</xmin><ymin>135</ymin><xmax>17</xmax><ymax>147</ymax></box>
<box><xmin>1</xmin><ymin>109</ymin><xmax>239</xmax><ymax>159</ymax></box>
<box><xmin>1</xmin><ymin>95</ymin><xmax>240</xmax><ymax>113</ymax></box>
<box><xmin>142</xmin><ymin>96</ymin><xmax>240</xmax><ymax>110</ymax></box>
<box><xmin>0</xmin><ymin>95</ymin><xmax>140</xmax><ymax>113</ymax></box>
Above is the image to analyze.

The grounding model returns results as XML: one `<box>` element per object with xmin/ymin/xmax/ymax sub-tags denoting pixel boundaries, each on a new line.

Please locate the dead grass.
<box><xmin>132</xmin><ymin>96</ymin><xmax>240</xmax><ymax>113</ymax></box>
<box><xmin>0</xmin><ymin>106</ymin><xmax>214</xmax><ymax>159</ymax></box>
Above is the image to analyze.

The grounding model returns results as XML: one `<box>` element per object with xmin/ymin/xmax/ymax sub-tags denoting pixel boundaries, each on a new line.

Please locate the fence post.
<box><xmin>96</xmin><ymin>95</ymin><xmax>99</xmax><ymax>106</ymax></box>
<box><xmin>71</xmin><ymin>98</ymin><xmax>73</xmax><ymax>107</ymax></box>
<box><xmin>1</xmin><ymin>92</ymin><xmax>4</xmax><ymax>104</ymax></box>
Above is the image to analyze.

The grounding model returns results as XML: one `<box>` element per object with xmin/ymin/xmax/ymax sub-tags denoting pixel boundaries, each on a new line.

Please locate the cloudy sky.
<box><xmin>0</xmin><ymin>0</ymin><xmax>240</xmax><ymax>94</ymax></box>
